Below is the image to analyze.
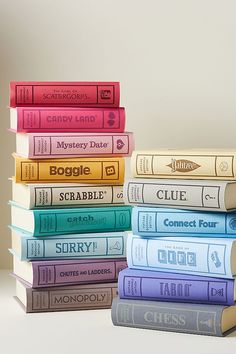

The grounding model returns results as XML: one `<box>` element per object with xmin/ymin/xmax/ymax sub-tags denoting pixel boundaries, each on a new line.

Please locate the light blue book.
<box><xmin>132</xmin><ymin>206</ymin><xmax>236</xmax><ymax>237</ymax></box>
<box><xmin>127</xmin><ymin>233</ymin><xmax>236</xmax><ymax>278</ymax></box>
<box><xmin>10</xmin><ymin>227</ymin><xmax>128</xmax><ymax>261</ymax></box>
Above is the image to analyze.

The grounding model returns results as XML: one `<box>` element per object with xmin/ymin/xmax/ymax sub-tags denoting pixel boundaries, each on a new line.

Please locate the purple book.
<box><xmin>13</xmin><ymin>256</ymin><xmax>127</xmax><ymax>288</ymax></box>
<box><xmin>118</xmin><ymin>268</ymin><xmax>236</xmax><ymax>305</ymax></box>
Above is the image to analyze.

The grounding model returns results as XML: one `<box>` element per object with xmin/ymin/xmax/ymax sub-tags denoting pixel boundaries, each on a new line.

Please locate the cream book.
<box><xmin>131</xmin><ymin>149</ymin><xmax>236</xmax><ymax>180</ymax></box>
<box><xmin>124</xmin><ymin>178</ymin><xmax>236</xmax><ymax>211</ymax></box>
<box><xmin>11</xmin><ymin>179</ymin><xmax>124</xmax><ymax>209</ymax></box>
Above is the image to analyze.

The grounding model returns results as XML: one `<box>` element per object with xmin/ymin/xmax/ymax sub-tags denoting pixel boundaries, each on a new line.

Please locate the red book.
<box><xmin>10</xmin><ymin>81</ymin><xmax>120</xmax><ymax>107</ymax></box>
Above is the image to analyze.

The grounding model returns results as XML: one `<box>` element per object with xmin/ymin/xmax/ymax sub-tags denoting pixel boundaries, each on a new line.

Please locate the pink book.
<box><xmin>10</xmin><ymin>107</ymin><xmax>125</xmax><ymax>133</ymax></box>
<box><xmin>16</xmin><ymin>132</ymin><xmax>134</xmax><ymax>158</ymax></box>
<box><xmin>10</xmin><ymin>81</ymin><xmax>120</xmax><ymax>107</ymax></box>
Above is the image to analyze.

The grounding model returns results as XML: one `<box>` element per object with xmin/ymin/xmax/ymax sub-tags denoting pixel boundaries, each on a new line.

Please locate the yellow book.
<box><xmin>131</xmin><ymin>149</ymin><xmax>236</xmax><ymax>180</ymax></box>
<box><xmin>14</xmin><ymin>154</ymin><xmax>124</xmax><ymax>184</ymax></box>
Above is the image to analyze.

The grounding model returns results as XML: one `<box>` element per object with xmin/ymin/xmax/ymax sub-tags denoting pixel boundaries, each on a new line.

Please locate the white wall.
<box><xmin>1</xmin><ymin>0</ymin><xmax>236</xmax><ymax>268</ymax></box>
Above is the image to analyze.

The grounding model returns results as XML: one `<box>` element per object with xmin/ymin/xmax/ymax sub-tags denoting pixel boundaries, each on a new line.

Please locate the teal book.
<box><xmin>132</xmin><ymin>206</ymin><xmax>236</xmax><ymax>237</ymax></box>
<box><xmin>10</xmin><ymin>202</ymin><xmax>132</xmax><ymax>236</ymax></box>
<box><xmin>10</xmin><ymin>227</ymin><xmax>128</xmax><ymax>260</ymax></box>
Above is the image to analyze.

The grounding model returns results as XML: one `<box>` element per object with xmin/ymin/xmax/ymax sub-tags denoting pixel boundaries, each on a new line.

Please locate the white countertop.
<box><xmin>0</xmin><ymin>270</ymin><xmax>236</xmax><ymax>354</ymax></box>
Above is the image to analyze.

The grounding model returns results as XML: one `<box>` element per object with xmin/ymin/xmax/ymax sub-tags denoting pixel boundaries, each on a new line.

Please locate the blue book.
<box><xmin>132</xmin><ymin>206</ymin><xmax>236</xmax><ymax>237</ymax></box>
<box><xmin>127</xmin><ymin>233</ymin><xmax>236</xmax><ymax>278</ymax></box>
<box><xmin>10</xmin><ymin>202</ymin><xmax>132</xmax><ymax>236</ymax></box>
<box><xmin>10</xmin><ymin>227</ymin><xmax>128</xmax><ymax>261</ymax></box>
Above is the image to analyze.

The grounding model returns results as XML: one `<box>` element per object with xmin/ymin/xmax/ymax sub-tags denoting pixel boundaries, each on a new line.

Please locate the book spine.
<box><xmin>127</xmin><ymin>235</ymin><xmax>233</xmax><ymax>278</ymax></box>
<box><xmin>30</xmin><ymin>185</ymin><xmax>124</xmax><ymax>208</ymax></box>
<box><xmin>10</xmin><ymin>82</ymin><xmax>120</xmax><ymax>107</ymax></box>
<box><xmin>32</xmin><ymin>259</ymin><xmax>127</xmax><ymax>287</ymax></box>
<box><xmin>26</xmin><ymin>284</ymin><xmax>118</xmax><ymax>312</ymax></box>
<box><xmin>132</xmin><ymin>207</ymin><xmax>236</xmax><ymax>237</ymax></box>
<box><xmin>33</xmin><ymin>206</ymin><xmax>131</xmax><ymax>236</ymax></box>
<box><xmin>118</xmin><ymin>272</ymin><xmax>234</xmax><ymax>305</ymax></box>
<box><xmin>21</xmin><ymin>233</ymin><xmax>127</xmax><ymax>260</ymax></box>
<box><xmin>15</xmin><ymin>107</ymin><xmax>125</xmax><ymax>132</ymax></box>
<box><xmin>125</xmin><ymin>180</ymin><xmax>227</xmax><ymax>211</ymax></box>
<box><xmin>111</xmin><ymin>298</ymin><xmax>224</xmax><ymax>336</ymax></box>
<box><xmin>14</xmin><ymin>156</ymin><xmax>124</xmax><ymax>184</ymax></box>
<box><xmin>27</xmin><ymin>133</ymin><xmax>133</xmax><ymax>158</ymax></box>
<box><xmin>131</xmin><ymin>152</ymin><xmax>236</xmax><ymax>180</ymax></box>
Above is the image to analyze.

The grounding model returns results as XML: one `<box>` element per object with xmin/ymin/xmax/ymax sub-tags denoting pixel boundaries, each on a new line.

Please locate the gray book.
<box><xmin>111</xmin><ymin>298</ymin><xmax>236</xmax><ymax>336</ymax></box>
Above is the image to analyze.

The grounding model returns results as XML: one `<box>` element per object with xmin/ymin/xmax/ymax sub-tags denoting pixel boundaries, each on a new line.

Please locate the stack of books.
<box><xmin>112</xmin><ymin>149</ymin><xmax>236</xmax><ymax>337</ymax></box>
<box><xmin>9</xmin><ymin>81</ymin><xmax>134</xmax><ymax>313</ymax></box>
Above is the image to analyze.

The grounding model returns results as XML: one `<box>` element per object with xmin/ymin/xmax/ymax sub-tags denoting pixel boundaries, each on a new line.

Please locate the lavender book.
<box><xmin>13</xmin><ymin>256</ymin><xmax>127</xmax><ymax>288</ymax></box>
<box><xmin>118</xmin><ymin>268</ymin><xmax>236</xmax><ymax>305</ymax></box>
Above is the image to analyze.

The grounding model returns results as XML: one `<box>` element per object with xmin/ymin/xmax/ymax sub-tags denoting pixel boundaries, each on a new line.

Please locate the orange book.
<box><xmin>14</xmin><ymin>154</ymin><xmax>124</xmax><ymax>184</ymax></box>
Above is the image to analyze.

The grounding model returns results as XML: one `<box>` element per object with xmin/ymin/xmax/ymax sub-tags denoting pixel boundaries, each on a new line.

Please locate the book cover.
<box><xmin>11</xmin><ymin>203</ymin><xmax>132</xmax><ymax>236</ymax></box>
<box><xmin>10</xmin><ymin>107</ymin><xmax>125</xmax><ymax>133</ymax></box>
<box><xmin>13</xmin><ymin>257</ymin><xmax>127</xmax><ymax>288</ymax></box>
<box><xmin>131</xmin><ymin>149</ymin><xmax>236</xmax><ymax>180</ymax></box>
<box><xmin>111</xmin><ymin>298</ymin><xmax>236</xmax><ymax>336</ymax></box>
<box><xmin>11</xmin><ymin>228</ymin><xmax>128</xmax><ymax>261</ymax></box>
<box><xmin>14</xmin><ymin>154</ymin><xmax>124</xmax><ymax>184</ymax></box>
<box><xmin>124</xmin><ymin>178</ymin><xmax>236</xmax><ymax>212</ymax></box>
<box><xmin>16</xmin><ymin>132</ymin><xmax>134</xmax><ymax>158</ymax></box>
<box><xmin>12</xmin><ymin>181</ymin><xmax>124</xmax><ymax>209</ymax></box>
<box><xmin>132</xmin><ymin>206</ymin><xmax>236</xmax><ymax>237</ymax></box>
<box><xmin>127</xmin><ymin>234</ymin><xmax>236</xmax><ymax>278</ymax></box>
<box><xmin>10</xmin><ymin>81</ymin><xmax>120</xmax><ymax>107</ymax></box>
<box><xmin>118</xmin><ymin>268</ymin><xmax>235</xmax><ymax>305</ymax></box>
<box><xmin>15</xmin><ymin>278</ymin><xmax>118</xmax><ymax>313</ymax></box>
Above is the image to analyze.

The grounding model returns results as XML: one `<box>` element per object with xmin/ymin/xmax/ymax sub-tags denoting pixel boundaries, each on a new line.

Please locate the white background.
<box><xmin>1</xmin><ymin>1</ymin><xmax>236</xmax><ymax>352</ymax></box>
<box><xmin>0</xmin><ymin>0</ymin><xmax>236</xmax><ymax>268</ymax></box>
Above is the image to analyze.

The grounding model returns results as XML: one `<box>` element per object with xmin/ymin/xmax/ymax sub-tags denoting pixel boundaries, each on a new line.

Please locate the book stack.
<box><xmin>9</xmin><ymin>81</ymin><xmax>134</xmax><ymax>313</ymax></box>
<box><xmin>112</xmin><ymin>149</ymin><xmax>236</xmax><ymax>336</ymax></box>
